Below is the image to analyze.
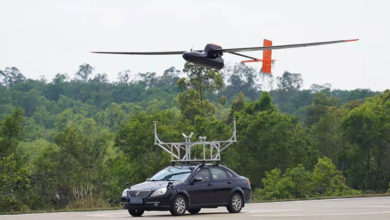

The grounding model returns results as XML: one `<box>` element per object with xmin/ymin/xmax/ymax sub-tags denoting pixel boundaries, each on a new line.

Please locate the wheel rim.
<box><xmin>175</xmin><ymin>197</ymin><xmax>186</xmax><ymax>214</ymax></box>
<box><xmin>232</xmin><ymin>194</ymin><xmax>242</xmax><ymax>211</ymax></box>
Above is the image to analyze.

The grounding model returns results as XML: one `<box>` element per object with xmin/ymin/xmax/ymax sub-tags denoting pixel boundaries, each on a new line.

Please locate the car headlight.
<box><xmin>122</xmin><ymin>189</ymin><xmax>128</xmax><ymax>198</ymax></box>
<box><xmin>150</xmin><ymin>187</ymin><xmax>167</xmax><ymax>197</ymax></box>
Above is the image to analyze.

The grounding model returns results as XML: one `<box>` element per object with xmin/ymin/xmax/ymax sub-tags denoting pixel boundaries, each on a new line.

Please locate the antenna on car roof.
<box><xmin>154</xmin><ymin>119</ymin><xmax>237</xmax><ymax>163</ymax></box>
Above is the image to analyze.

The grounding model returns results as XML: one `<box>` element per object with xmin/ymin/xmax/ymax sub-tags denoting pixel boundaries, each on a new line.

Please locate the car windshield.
<box><xmin>149</xmin><ymin>166</ymin><xmax>192</xmax><ymax>181</ymax></box>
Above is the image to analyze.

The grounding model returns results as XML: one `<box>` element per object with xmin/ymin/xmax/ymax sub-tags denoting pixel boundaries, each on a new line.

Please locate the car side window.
<box><xmin>210</xmin><ymin>167</ymin><xmax>228</xmax><ymax>180</ymax></box>
<box><xmin>226</xmin><ymin>169</ymin><xmax>234</xmax><ymax>178</ymax></box>
<box><xmin>194</xmin><ymin>168</ymin><xmax>210</xmax><ymax>181</ymax></box>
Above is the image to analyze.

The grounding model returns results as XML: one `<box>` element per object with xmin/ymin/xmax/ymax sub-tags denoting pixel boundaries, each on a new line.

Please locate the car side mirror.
<box><xmin>191</xmin><ymin>176</ymin><xmax>203</xmax><ymax>184</ymax></box>
<box><xmin>146</xmin><ymin>178</ymin><xmax>150</xmax><ymax>181</ymax></box>
<box><xmin>125</xmin><ymin>181</ymin><xmax>131</xmax><ymax>189</ymax></box>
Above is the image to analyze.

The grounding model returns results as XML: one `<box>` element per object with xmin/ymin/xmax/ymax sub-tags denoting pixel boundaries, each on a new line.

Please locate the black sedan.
<box><xmin>121</xmin><ymin>163</ymin><xmax>251</xmax><ymax>216</ymax></box>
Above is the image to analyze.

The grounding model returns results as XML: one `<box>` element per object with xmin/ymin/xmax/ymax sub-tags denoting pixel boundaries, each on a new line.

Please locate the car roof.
<box><xmin>167</xmin><ymin>164</ymin><xmax>239</xmax><ymax>177</ymax></box>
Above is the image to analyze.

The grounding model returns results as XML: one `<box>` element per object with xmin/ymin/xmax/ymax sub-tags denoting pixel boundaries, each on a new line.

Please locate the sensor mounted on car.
<box><xmin>153</xmin><ymin>119</ymin><xmax>237</xmax><ymax>163</ymax></box>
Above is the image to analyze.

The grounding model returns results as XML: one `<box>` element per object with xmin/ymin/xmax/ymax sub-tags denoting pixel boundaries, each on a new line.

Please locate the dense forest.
<box><xmin>0</xmin><ymin>63</ymin><xmax>389</xmax><ymax>212</ymax></box>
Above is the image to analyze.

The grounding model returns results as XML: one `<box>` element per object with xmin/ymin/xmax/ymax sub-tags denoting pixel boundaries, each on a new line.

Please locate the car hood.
<box><xmin>130</xmin><ymin>181</ymin><xmax>182</xmax><ymax>191</ymax></box>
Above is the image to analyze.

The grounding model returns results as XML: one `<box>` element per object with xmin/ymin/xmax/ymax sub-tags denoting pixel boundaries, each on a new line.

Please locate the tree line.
<box><xmin>0</xmin><ymin>63</ymin><xmax>388</xmax><ymax>212</ymax></box>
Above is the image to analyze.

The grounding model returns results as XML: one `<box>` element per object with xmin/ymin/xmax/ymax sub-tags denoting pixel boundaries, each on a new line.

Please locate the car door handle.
<box><xmin>208</xmin><ymin>183</ymin><xmax>212</xmax><ymax>186</ymax></box>
<box><xmin>227</xmin><ymin>181</ymin><xmax>232</xmax><ymax>184</ymax></box>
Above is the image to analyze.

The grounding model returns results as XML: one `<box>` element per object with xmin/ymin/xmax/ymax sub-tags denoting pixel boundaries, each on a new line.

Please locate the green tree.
<box><xmin>256</xmin><ymin>159</ymin><xmax>357</xmax><ymax>200</ymax></box>
<box><xmin>222</xmin><ymin>63</ymin><xmax>261</xmax><ymax>100</ymax></box>
<box><xmin>158</xmin><ymin>67</ymin><xmax>181</xmax><ymax>87</ymax></box>
<box><xmin>258</xmin><ymin>165</ymin><xmax>312</xmax><ymax>200</ymax></box>
<box><xmin>341</xmin><ymin>91</ymin><xmax>390</xmax><ymax>191</ymax></box>
<box><xmin>227</xmin><ymin>92</ymin><xmax>245</xmax><ymax>123</ymax></box>
<box><xmin>28</xmin><ymin>119</ymin><xmax>112</xmax><ymax>208</ymax></box>
<box><xmin>75</xmin><ymin>63</ymin><xmax>93</xmax><ymax>82</ymax></box>
<box><xmin>310</xmin><ymin>106</ymin><xmax>344</xmax><ymax>160</ymax></box>
<box><xmin>25</xmin><ymin>143</ymin><xmax>60</xmax><ymax>209</ymax></box>
<box><xmin>0</xmin><ymin>67</ymin><xmax>26</xmax><ymax>87</ymax></box>
<box><xmin>95</xmin><ymin>103</ymin><xmax>138</xmax><ymax>131</ymax></box>
<box><xmin>305</xmin><ymin>92</ymin><xmax>339</xmax><ymax>126</ymax></box>
<box><xmin>177</xmin><ymin>62</ymin><xmax>223</xmax><ymax>121</ymax></box>
<box><xmin>0</xmin><ymin>108</ymin><xmax>25</xmax><ymax>158</ymax></box>
<box><xmin>0</xmin><ymin>154</ymin><xmax>30</xmax><ymax>211</ymax></box>
<box><xmin>177</xmin><ymin>90</ymin><xmax>209</xmax><ymax>122</ymax></box>
<box><xmin>311</xmin><ymin>157</ymin><xmax>358</xmax><ymax>196</ymax></box>
<box><xmin>310</xmin><ymin>83</ymin><xmax>331</xmax><ymax>93</ymax></box>
<box><xmin>113</xmin><ymin>111</ymin><xmax>179</xmax><ymax>185</ymax></box>
<box><xmin>284</xmin><ymin>164</ymin><xmax>312</xmax><ymax>198</ymax></box>
<box><xmin>277</xmin><ymin>71</ymin><xmax>303</xmax><ymax>91</ymax></box>
<box><xmin>226</xmin><ymin>93</ymin><xmax>317</xmax><ymax>187</ymax></box>
<box><xmin>259</xmin><ymin>168</ymin><xmax>293</xmax><ymax>199</ymax></box>
<box><xmin>271</xmin><ymin>72</ymin><xmax>312</xmax><ymax>115</ymax></box>
<box><xmin>0</xmin><ymin>63</ymin><xmax>387</xmax><ymax>211</ymax></box>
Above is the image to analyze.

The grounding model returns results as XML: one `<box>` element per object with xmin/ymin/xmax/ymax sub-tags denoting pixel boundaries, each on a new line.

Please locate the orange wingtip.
<box><xmin>344</xmin><ymin>39</ymin><xmax>359</xmax><ymax>42</ymax></box>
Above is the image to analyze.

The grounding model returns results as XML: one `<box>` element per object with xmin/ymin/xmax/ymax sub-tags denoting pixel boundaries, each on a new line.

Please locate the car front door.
<box><xmin>187</xmin><ymin>168</ymin><xmax>214</xmax><ymax>206</ymax></box>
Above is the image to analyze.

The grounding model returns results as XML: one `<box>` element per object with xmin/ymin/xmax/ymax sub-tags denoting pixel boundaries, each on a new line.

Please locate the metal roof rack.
<box><xmin>154</xmin><ymin>119</ymin><xmax>237</xmax><ymax>163</ymax></box>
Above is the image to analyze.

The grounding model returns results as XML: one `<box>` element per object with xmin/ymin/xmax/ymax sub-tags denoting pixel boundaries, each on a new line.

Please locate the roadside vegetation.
<box><xmin>0</xmin><ymin>63</ymin><xmax>389</xmax><ymax>212</ymax></box>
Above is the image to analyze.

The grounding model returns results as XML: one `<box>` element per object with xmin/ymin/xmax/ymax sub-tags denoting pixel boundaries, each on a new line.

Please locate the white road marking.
<box><xmin>253</xmin><ymin>210</ymin><xmax>390</xmax><ymax>217</ymax></box>
<box><xmin>245</xmin><ymin>209</ymin><xmax>303</xmax><ymax>213</ymax></box>
<box><xmin>363</xmin><ymin>205</ymin><xmax>390</xmax><ymax>208</ymax></box>
<box><xmin>85</xmin><ymin>212</ymin><xmax>127</xmax><ymax>217</ymax></box>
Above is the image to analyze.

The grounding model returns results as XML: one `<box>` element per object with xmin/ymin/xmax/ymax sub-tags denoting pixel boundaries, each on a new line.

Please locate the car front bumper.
<box><xmin>121</xmin><ymin>194</ymin><xmax>172</xmax><ymax>211</ymax></box>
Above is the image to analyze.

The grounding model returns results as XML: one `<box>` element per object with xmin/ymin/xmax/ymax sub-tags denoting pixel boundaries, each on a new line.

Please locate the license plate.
<box><xmin>129</xmin><ymin>198</ymin><xmax>143</xmax><ymax>205</ymax></box>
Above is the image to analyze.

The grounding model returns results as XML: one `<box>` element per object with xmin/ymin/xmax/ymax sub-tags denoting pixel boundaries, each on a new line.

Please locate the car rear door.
<box><xmin>209</xmin><ymin>166</ymin><xmax>233</xmax><ymax>204</ymax></box>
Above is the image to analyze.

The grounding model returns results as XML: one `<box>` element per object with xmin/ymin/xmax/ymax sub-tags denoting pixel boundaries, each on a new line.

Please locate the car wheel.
<box><xmin>227</xmin><ymin>192</ymin><xmax>243</xmax><ymax>213</ymax></box>
<box><xmin>188</xmin><ymin>208</ymin><xmax>201</xmax><ymax>214</ymax></box>
<box><xmin>128</xmin><ymin>209</ymin><xmax>144</xmax><ymax>217</ymax></box>
<box><xmin>170</xmin><ymin>195</ymin><xmax>187</xmax><ymax>216</ymax></box>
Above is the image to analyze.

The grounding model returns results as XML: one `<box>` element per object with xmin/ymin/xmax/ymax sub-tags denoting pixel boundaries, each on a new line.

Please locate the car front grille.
<box><xmin>128</xmin><ymin>190</ymin><xmax>150</xmax><ymax>198</ymax></box>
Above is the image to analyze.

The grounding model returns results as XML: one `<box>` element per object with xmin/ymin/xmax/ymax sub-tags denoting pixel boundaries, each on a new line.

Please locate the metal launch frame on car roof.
<box><xmin>154</xmin><ymin>119</ymin><xmax>237</xmax><ymax>164</ymax></box>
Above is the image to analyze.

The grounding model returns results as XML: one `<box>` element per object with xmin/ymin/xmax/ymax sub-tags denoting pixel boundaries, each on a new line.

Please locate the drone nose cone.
<box><xmin>183</xmin><ymin>51</ymin><xmax>205</xmax><ymax>63</ymax></box>
<box><xmin>182</xmin><ymin>51</ymin><xmax>224</xmax><ymax>70</ymax></box>
<box><xmin>182</xmin><ymin>52</ymin><xmax>192</xmax><ymax>62</ymax></box>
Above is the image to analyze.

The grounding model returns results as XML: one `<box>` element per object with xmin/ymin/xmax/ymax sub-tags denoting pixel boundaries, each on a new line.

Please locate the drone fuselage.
<box><xmin>182</xmin><ymin>44</ymin><xmax>224</xmax><ymax>70</ymax></box>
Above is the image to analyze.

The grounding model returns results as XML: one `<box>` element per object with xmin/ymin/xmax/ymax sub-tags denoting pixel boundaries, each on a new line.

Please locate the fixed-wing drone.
<box><xmin>92</xmin><ymin>39</ymin><xmax>358</xmax><ymax>74</ymax></box>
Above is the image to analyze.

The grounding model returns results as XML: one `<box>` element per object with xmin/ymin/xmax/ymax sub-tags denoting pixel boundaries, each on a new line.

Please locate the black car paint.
<box><xmin>121</xmin><ymin>164</ymin><xmax>251</xmax><ymax>212</ymax></box>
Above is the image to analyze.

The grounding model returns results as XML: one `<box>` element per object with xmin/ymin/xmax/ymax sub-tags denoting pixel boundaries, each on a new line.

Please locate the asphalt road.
<box><xmin>2</xmin><ymin>196</ymin><xmax>390</xmax><ymax>220</ymax></box>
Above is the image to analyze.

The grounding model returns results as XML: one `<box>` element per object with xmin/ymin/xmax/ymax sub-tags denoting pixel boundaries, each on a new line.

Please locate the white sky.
<box><xmin>0</xmin><ymin>0</ymin><xmax>388</xmax><ymax>90</ymax></box>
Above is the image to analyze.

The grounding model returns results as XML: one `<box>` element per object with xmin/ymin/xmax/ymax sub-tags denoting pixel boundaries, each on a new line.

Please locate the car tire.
<box><xmin>188</xmin><ymin>208</ymin><xmax>201</xmax><ymax>214</ymax></box>
<box><xmin>128</xmin><ymin>209</ymin><xmax>144</xmax><ymax>217</ymax></box>
<box><xmin>170</xmin><ymin>195</ymin><xmax>187</xmax><ymax>216</ymax></box>
<box><xmin>227</xmin><ymin>192</ymin><xmax>243</xmax><ymax>213</ymax></box>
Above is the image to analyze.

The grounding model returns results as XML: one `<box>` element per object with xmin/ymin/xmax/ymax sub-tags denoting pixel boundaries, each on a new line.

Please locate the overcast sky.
<box><xmin>0</xmin><ymin>0</ymin><xmax>388</xmax><ymax>90</ymax></box>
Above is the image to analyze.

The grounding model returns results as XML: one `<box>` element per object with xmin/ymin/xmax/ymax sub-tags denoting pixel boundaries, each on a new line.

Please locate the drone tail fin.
<box><xmin>241</xmin><ymin>39</ymin><xmax>275</xmax><ymax>74</ymax></box>
<box><xmin>261</xmin><ymin>39</ymin><xmax>272</xmax><ymax>74</ymax></box>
